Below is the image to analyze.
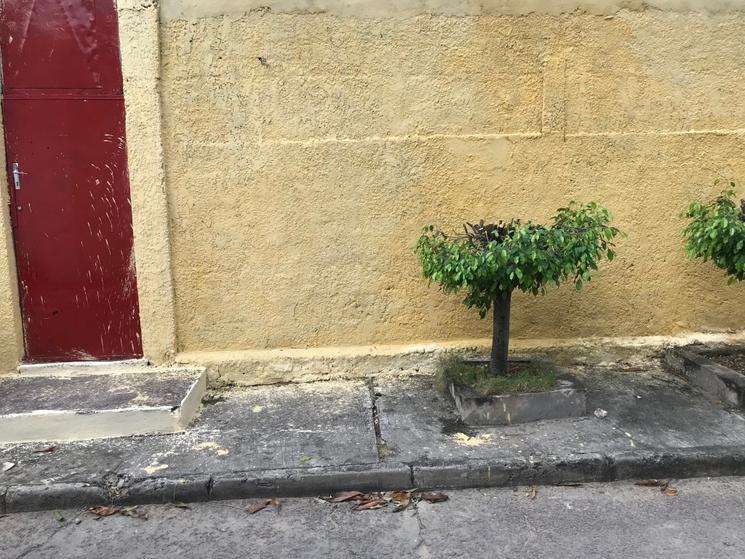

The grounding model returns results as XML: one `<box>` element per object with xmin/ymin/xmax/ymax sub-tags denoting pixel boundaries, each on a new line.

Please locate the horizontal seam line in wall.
<box><xmin>566</xmin><ymin>128</ymin><xmax>745</xmax><ymax>138</ymax></box>
<box><xmin>260</xmin><ymin>132</ymin><xmax>542</xmax><ymax>146</ymax></box>
<box><xmin>255</xmin><ymin>128</ymin><xmax>745</xmax><ymax>146</ymax></box>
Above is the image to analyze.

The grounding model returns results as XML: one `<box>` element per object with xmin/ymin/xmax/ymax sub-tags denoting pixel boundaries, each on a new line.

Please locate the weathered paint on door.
<box><xmin>0</xmin><ymin>0</ymin><xmax>143</xmax><ymax>361</ymax></box>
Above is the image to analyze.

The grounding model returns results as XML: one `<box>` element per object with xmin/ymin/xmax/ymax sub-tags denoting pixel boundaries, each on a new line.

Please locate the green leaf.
<box><xmin>682</xmin><ymin>186</ymin><xmax>745</xmax><ymax>284</ymax></box>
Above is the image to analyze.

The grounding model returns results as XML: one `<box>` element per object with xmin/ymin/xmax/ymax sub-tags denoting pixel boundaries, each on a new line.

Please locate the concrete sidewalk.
<box><xmin>3</xmin><ymin>360</ymin><xmax>745</xmax><ymax>513</ymax></box>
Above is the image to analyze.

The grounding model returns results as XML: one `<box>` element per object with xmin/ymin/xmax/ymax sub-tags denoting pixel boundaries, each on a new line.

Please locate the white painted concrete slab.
<box><xmin>0</xmin><ymin>367</ymin><xmax>206</xmax><ymax>443</ymax></box>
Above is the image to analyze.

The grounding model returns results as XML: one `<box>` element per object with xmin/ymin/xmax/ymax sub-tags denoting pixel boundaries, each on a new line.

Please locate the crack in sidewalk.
<box><xmin>366</xmin><ymin>378</ymin><xmax>393</xmax><ymax>462</ymax></box>
<box><xmin>413</xmin><ymin>506</ymin><xmax>432</xmax><ymax>558</ymax></box>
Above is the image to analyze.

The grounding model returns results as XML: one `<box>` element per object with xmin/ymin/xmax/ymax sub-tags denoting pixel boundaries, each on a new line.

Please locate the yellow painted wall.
<box><xmin>158</xmin><ymin>2</ymin><xmax>745</xmax><ymax>354</ymax></box>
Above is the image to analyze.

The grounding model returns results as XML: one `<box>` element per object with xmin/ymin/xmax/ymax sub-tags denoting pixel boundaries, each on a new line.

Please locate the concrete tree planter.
<box><xmin>665</xmin><ymin>346</ymin><xmax>745</xmax><ymax>407</ymax></box>
<box><xmin>447</xmin><ymin>357</ymin><xmax>587</xmax><ymax>426</ymax></box>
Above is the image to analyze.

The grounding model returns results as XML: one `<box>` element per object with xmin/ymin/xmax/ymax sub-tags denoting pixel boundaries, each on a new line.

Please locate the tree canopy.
<box><xmin>415</xmin><ymin>202</ymin><xmax>621</xmax><ymax>318</ymax></box>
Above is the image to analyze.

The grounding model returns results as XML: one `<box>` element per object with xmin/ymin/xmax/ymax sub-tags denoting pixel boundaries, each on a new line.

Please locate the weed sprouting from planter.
<box><xmin>415</xmin><ymin>202</ymin><xmax>621</xmax><ymax>376</ymax></box>
<box><xmin>435</xmin><ymin>354</ymin><xmax>556</xmax><ymax>396</ymax></box>
<box><xmin>683</xmin><ymin>185</ymin><xmax>745</xmax><ymax>284</ymax></box>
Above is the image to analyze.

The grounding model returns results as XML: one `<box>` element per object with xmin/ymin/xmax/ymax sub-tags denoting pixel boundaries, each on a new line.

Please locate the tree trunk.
<box><xmin>490</xmin><ymin>291</ymin><xmax>512</xmax><ymax>376</ymax></box>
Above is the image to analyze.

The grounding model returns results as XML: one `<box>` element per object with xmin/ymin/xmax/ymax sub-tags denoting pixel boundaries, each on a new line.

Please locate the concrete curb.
<box><xmin>115</xmin><ymin>475</ymin><xmax>212</xmax><ymax>506</ymax></box>
<box><xmin>610</xmin><ymin>447</ymin><xmax>745</xmax><ymax>480</ymax></box>
<box><xmin>665</xmin><ymin>348</ymin><xmax>745</xmax><ymax>407</ymax></box>
<box><xmin>412</xmin><ymin>453</ymin><xmax>611</xmax><ymax>490</ymax></box>
<box><xmin>6</xmin><ymin>448</ymin><xmax>745</xmax><ymax>513</ymax></box>
<box><xmin>6</xmin><ymin>483</ymin><xmax>108</xmax><ymax>514</ymax></box>
<box><xmin>209</xmin><ymin>463</ymin><xmax>413</xmax><ymax>500</ymax></box>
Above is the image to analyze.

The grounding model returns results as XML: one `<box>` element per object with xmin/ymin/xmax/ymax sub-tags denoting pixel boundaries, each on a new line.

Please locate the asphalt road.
<box><xmin>2</xmin><ymin>476</ymin><xmax>744</xmax><ymax>559</ymax></box>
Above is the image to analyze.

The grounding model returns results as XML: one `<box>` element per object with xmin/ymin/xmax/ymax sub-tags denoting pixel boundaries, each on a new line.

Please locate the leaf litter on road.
<box><xmin>322</xmin><ymin>489</ymin><xmax>447</xmax><ymax>512</ymax></box>
<box><xmin>389</xmin><ymin>490</ymin><xmax>414</xmax><ymax>512</ymax></box>
<box><xmin>88</xmin><ymin>505</ymin><xmax>148</xmax><ymax>520</ymax></box>
<box><xmin>635</xmin><ymin>479</ymin><xmax>679</xmax><ymax>496</ymax></box>
<box><xmin>352</xmin><ymin>498</ymin><xmax>388</xmax><ymax>512</ymax></box>
<box><xmin>328</xmin><ymin>491</ymin><xmax>365</xmax><ymax>503</ymax></box>
<box><xmin>420</xmin><ymin>492</ymin><xmax>449</xmax><ymax>504</ymax></box>
<box><xmin>246</xmin><ymin>498</ymin><xmax>281</xmax><ymax>514</ymax></box>
<box><xmin>89</xmin><ymin>505</ymin><xmax>121</xmax><ymax>518</ymax></box>
<box><xmin>121</xmin><ymin>506</ymin><xmax>148</xmax><ymax>520</ymax></box>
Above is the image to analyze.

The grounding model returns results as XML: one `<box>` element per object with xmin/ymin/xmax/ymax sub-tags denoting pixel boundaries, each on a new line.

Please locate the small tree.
<box><xmin>415</xmin><ymin>202</ymin><xmax>620</xmax><ymax>376</ymax></box>
<box><xmin>683</xmin><ymin>186</ymin><xmax>745</xmax><ymax>284</ymax></box>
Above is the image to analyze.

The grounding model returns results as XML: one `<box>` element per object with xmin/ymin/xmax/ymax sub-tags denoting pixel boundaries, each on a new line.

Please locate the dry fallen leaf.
<box><xmin>88</xmin><ymin>506</ymin><xmax>121</xmax><ymax>517</ymax></box>
<box><xmin>420</xmin><ymin>492</ymin><xmax>449</xmax><ymax>504</ymax></box>
<box><xmin>328</xmin><ymin>491</ymin><xmax>365</xmax><ymax>503</ymax></box>
<box><xmin>352</xmin><ymin>498</ymin><xmax>388</xmax><ymax>511</ymax></box>
<box><xmin>387</xmin><ymin>490</ymin><xmax>415</xmax><ymax>512</ymax></box>
<box><xmin>89</xmin><ymin>505</ymin><xmax>148</xmax><ymax>520</ymax></box>
<box><xmin>171</xmin><ymin>502</ymin><xmax>191</xmax><ymax>510</ymax></box>
<box><xmin>664</xmin><ymin>487</ymin><xmax>679</xmax><ymax>497</ymax></box>
<box><xmin>246</xmin><ymin>499</ymin><xmax>280</xmax><ymax>514</ymax></box>
<box><xmin>529</xmin><ymin>486</ymin><xmax>538</xmax><ymax>500</ymax></box>
<box><xmin>246</xmin><ymin>500</ymin><xmax>271</xmax><ymax>514</ymax></box>
<box><xmin>385</xmin><ymin>490</ymin><xmax>414</xmax><ymax>501</ymax></box>
<box><xmin>121</xmin><ymin>506</ymin><xmax>148</xmax><ymax>520</ymax></box>
<box><xmin>52</xmin><ymin>511</ymin><xmax>65</xmax><ymax>523</ymax></box>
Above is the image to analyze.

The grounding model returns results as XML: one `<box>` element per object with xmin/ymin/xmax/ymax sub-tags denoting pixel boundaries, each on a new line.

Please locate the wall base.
<box><xmin>175</xmin><ymin>331</ymin><xmax>745</xmax><ymax>387</ymax></box>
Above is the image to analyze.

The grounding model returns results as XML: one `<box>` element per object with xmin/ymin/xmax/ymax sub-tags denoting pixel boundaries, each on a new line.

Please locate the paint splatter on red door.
<box><xmin>0</xmin><ymin>0</ymin><xmax>143</xmax><ymax>361</ymax></box>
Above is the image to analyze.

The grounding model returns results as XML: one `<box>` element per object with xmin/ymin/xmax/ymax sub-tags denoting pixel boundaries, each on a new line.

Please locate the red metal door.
<box><xmin>0</xmin><ymin>0</ymin><xmax>143</xmax><ymax>361</ymax></box>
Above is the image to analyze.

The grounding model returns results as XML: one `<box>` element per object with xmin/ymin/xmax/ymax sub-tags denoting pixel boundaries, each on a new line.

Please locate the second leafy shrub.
<box><xmin>683</xmin><ymin>186</ymin><xmax>745</xmax><ymax>284</ymax></box>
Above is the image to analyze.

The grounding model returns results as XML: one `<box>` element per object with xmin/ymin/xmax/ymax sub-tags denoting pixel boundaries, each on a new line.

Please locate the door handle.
<box><xmin>12</xmin><ymin>162</ymin><xmax>25</xmax><ymax>190</ymax></box>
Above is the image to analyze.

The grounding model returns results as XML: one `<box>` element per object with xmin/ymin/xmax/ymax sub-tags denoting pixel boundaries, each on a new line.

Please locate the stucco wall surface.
<box><xmin>159</xmin><ymin>7</ymin><xmax>745</xmax><ymax>354</ymax></box>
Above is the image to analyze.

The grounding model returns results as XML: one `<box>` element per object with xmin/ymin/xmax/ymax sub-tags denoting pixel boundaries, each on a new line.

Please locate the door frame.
<box><xmin>0</xmin><ymin>1</ymin><xmax>177</xmax><ymax>370</ymax></box>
